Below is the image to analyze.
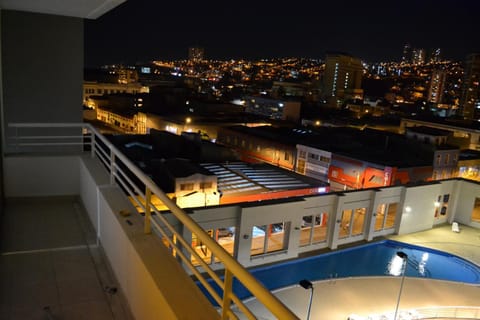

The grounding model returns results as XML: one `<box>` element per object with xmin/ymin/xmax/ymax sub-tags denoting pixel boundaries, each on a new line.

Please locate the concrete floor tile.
<box><xmin>10</xmin><ymin>282</ymin><xmax>59</xmax><ymax>309</ymax></box>
<box><xmin>9</xmin><ymin>304</ymin><xmax>61</xmax><ymax>320</ymax></box>
<box><xmin>62</xmin><ymin>300</ymin><xmax>114</xmax><ymax>320</ymax></box>
<box><xmin>54</xmin><ymin>258</ymin><xmax>98</xmax><ymax>282</ymax></box>
<box><xmin>58</xmin><ymin>277</ymin><xmax>105</xmax><ymax>305</ymax></box>
<box><xmin>2</xmin><ymin>197</ymin><xmax>133</xmax><ymax>320</ymax></box>
<box><xmin>10</xmin><ymin>254</ymin><xmax>56</xmax><ymax>286</ymax></box>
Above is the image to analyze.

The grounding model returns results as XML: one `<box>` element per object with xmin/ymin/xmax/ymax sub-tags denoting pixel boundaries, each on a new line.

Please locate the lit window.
<box><xmin>180</xmin><ymin>183</ymin><xmax>194</xmax><ymax>191</ymax></box>
<box><xmin>200</xmin><ymin>182</ymin><xmax>212</xmax><ymax>189</ymax></box>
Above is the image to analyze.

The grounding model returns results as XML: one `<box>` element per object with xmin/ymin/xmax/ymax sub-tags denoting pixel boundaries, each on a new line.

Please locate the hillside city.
<box><xmin>83</xmin><ymin>45</ymin><xmax>480</xmax><ymax>207</ymax></box>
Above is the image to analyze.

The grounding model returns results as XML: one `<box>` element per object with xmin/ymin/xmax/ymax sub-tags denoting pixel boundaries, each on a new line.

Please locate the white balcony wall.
<box><xmin>79</xmin><ymin>155</ymin><xmax>111</xmax><ymax>232</ymax></box>
<box><xmin>78</xmin><ymin>155</ymin><xmax>219</xmax><ymax>320</ymax></box>
<box><xmin>1</xmin><ymin>10</ymin><xmax>83</xmax><ymax>153</ymax></box>
<box><xmin>453</xmin><ymin>180</ymin><xmax>480</xmax><ymax>227</ymax></box>
<box><xmin>4</xmin><ymin>155</ymin><xmax>80</xmax><ymax>197</ymax></box>
<box><xmin>399</xmin><ymin>183</ymin><xmax>443</xmax><ymax>234</ymax></box>
<box><xmin>434</xmin><ymin>179</ymin><xmax>458</xmax><ymax>225</ymax></box>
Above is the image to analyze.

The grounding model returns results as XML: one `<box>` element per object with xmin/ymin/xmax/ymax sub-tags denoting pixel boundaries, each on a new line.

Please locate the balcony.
<box><xmin>1</xmin><ymin>195</ymin><xmax>133</xmax><ymax>319</ymax></box>
<box><xmin>1</xmin><ymin>123</ymin><xmax>300</xmax><ymax>320</ymax></box>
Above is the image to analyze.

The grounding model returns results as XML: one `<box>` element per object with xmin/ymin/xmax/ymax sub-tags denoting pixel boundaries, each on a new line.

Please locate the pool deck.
<box><xmin>238</xmin><ymin>223</ymin><xmax>480</xmax><ymax>320</ymax></box>
<box><xmin>389</xmin><ymin>223</ymin><xmax>480</xmax><ymax>267</ymax></box>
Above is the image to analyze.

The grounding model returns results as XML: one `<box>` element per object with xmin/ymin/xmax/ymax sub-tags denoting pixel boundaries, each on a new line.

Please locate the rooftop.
<box><xmin>200</xmin><ymin>161</ymin><xmax>327</xmax><ymax>199</ymax></box>
<box><xmin>224</xmin><ymin>125</ymin><xmax>437</xmax><ymax>167</ymax></box>
<box><xmin>403</xmin><ymin>116</ymin><xmax>480</xmax><ymax>132</ymax></box>
<box><xmin>405</xmin><ymin>125</ymin><xmax>451</xmax><ymax>136</ymax></box>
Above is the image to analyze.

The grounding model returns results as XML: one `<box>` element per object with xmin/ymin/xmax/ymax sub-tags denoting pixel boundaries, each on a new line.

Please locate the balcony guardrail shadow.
<box><xmin>6</xmin><ymin>122</ymin><xmax>300</xmax><ymax>320</ymax></box>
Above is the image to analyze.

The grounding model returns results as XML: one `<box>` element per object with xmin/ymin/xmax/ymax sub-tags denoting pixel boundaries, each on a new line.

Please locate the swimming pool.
<box><xmin>199</xmin><ymin>239</ymin><xmax>480</xmax><ymax>302</ymax></box>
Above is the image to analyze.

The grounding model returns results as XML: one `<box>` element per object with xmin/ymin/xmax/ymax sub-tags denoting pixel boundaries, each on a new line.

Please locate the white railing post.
<box><xmin>14</xmin><ymin>126</ymin><xmax>18</xmax><ymax>152</ymax></box>
<box><xmin>110</xmin><ymin>151</ymin><xmax>116</xmax><ymax>185</ymax></box>
<box><xmin>90</xmin><ymin>131</ymin><xmax>96</xmax><ymax>158</ymax></box>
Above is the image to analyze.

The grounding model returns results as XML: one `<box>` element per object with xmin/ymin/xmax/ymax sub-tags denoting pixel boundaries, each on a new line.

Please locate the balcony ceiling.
<box><xmin>0</xmin><ymin>0</ymin><xmax>126</xmax><ymax>19</ymax></box>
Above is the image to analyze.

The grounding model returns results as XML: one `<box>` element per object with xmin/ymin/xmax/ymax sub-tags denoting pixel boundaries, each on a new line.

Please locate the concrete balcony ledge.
<box><xmin>96</xmin><ymin>185</ymin><xmax>219</xmax><ymax>320</ymax></box>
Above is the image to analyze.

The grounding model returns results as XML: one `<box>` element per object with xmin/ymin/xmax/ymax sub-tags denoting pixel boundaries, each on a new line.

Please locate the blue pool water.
<box><xmin>199</xmin><ymin>240</ymin><xmax>480</xmax><ymax>303</ymax></box>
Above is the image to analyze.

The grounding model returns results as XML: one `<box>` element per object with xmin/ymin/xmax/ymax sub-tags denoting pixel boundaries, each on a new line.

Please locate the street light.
<box><xmin>299</xmin><ymin>279</ymin><xmax>314</xmax><ymax>320</ymax></box>
<box><xmin>394</xmin><ymin>251</ymin><xmax>408</xmax><ymax>320</ymax></box>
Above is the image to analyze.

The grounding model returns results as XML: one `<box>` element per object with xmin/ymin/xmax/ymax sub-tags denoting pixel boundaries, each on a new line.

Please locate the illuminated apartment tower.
<box><xmin>412</xmin><ymin>48</ymin><xmax>426</xmax><ymax>65</ymax></box>
<box><xmin>323</xmin><ymin>52</ymin><xmax>363</xmax><ymax>106</ymax></box>
<box><xmin>459</xmin><ymin>53</ymin><xmax>480</xmax><ymax>120</ymax></box>
<box><xmin>188</xmin><ymin>47</ymin><xmax>204</xmax><ymax>62</ymax></box>
<box><xmin>427</xmin><ymin>70</ymin><xmax>446</xmax><ymax>103</ymax></box>
<box><xmin>401</xmin><ymin>43</ymin><xmax>412</xmax><ymax>64</ymax></box>
<box><xmin>117</xmin><ymin>67</ymin><xmax>138</xmax><ymax>84</ymax></box>
<box><xmin>428</xmin><ymin>48</ymin><xmax>441</xmax><ymax>63</ymax></box>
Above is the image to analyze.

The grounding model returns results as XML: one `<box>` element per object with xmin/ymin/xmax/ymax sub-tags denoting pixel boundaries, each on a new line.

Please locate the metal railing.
<box><xmin>7</xmin><ymin>122</ymin><xmax>300</xmax><ymax>320</ymax></box>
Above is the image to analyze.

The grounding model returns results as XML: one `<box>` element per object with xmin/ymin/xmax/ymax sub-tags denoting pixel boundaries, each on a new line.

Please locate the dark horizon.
<box><xmin>84</xmin><ymin>0</ymin><xmax>480</xmax><ymax>67</ymax></box>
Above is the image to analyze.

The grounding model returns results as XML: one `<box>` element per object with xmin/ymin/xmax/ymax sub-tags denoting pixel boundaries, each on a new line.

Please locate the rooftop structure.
<box><xmin>401</xmin><ymin>117</ymin><xmax>480</xmax><ymax>150</ymax></box>
<box><xmin>106</xmin><ymin>129</ymin><xmax>327</xmax><ymax>208</ymax></box>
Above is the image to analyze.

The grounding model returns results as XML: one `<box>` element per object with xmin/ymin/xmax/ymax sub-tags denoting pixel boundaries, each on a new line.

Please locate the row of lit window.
<box><xmin>179</xmin><ymin>182</ymin><xmax>213</xmax><ymax>191</ymax></box>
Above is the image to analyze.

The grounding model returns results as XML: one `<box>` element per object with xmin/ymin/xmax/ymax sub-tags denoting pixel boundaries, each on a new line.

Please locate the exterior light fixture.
<box><xmin>394</xmin><ymin>251</ymin><xmax>408</xmax><ymax>320</ymax></box>
<box><xmin>299</xmin><ymin>279</ymin><xmax>314</xmax><ymax>320</ymax></box>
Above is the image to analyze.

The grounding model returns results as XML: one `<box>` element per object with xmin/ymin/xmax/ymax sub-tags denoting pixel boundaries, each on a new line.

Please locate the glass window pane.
<box><xmin>352</xmin><ymin>208</ymin><xmax>366</xmax><ymax>236</ymax></box>
<box><xmin>191</xmin><ymin>230</ymin><xmax>212</xmax><ymax>266</ymax></box>
<box><xmin>250</xmin><ymin>225</ymin><xmax>266</xmax><ymax>256</ymax></box>
<box><xmin>339</xmin><ymin>209</ymin><xmax>352</xmax><ymax>238</ymax></box>
<box><xmin>266</xmin><ymin>222</ymin><xmax>286</xmax><ymax>253</ymax></box>
<box><xmin>300</xmin><ymin>215</ymin><xmax>314</xmax><ymax>246</ymax></box>
<box><xmin>216</xmin><ymin>227</ymin><xmax>235</xmax><ymax>257</ymax></box>
<box><xmin>472</xmin><ymin>198</ymin><xmax>480</xmax><ymax>223</ymax></box>
<box><xmin>385</xmin><ymin>203</ymin><xmax>398</xmax><ymax>229</ymax></box>
<box><xmin>312</xmin><ymin>213</ymin><xmax>328</xmax><ymax>243</ymax></box>
<box><xmin>375</xmin><ymin>204</ymin><xmax>386</xmax><ymax>231</ymax></box>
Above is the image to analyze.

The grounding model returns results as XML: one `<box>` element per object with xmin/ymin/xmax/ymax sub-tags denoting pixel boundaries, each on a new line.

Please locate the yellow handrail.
<box><xmin>91</xmin><ymin>124</ymin><xmax>299</xmax><ymax>319</ymax></box>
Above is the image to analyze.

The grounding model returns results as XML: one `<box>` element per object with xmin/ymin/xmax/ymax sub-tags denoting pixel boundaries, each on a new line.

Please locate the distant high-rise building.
<box><xmin>459</xmin><ymin>53</ymin><xmax>480</xmax><ymax>120</ymax></box>
<box><xmin>427</xmin><ymin>70</ymin><xmax>446</xmax><ymax>104</ymax></box>
<box><xmin>402</xmin><ymin>43</ymin><xmax>412</xmax><ymax>64</ymax></box>
<box><xmin>412</xmin><ymin>48</ymin><xmax>426</xmax><ymax>65</ymax></box>
<box><xmin>188</xmin><ymin>47</ymin><xmax>204</xmax><ymax>62</ymax></box>
<box><xmin>323</xmin><ymin>52</ymin><xmax>363</xmax><ymax>106</ymax></box>
<box><xmin>117</xmin><ymin>67</ymin><xmax>138</xmax><ymax>84</ymax></box>
<box><xmin>428</xmin><ymin>48</ymin><xmax>441</xmax><ymax>63</ymax></box>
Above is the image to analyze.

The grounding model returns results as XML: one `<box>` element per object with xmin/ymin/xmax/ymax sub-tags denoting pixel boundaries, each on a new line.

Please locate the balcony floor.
<box><xmin>0</xmin><ymin>196</ymin><xmax>133</xmax><ymax>320</ymax></box>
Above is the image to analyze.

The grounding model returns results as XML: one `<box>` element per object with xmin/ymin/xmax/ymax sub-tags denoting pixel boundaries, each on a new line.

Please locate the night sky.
<box><xmin>84</xmin><ymin>0</ymin><xmax>480</xmax><ymax>67</ymax></box>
